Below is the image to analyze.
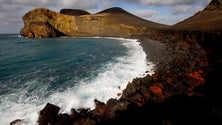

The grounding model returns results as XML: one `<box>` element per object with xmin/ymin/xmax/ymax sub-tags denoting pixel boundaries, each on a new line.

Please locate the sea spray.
<box><xmin>0</xmin><ymin>37</ymin><xmax>154</xmax><ymax>125</ymax></box>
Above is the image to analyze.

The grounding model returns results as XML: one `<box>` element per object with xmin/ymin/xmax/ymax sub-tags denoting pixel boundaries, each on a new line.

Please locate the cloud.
<box><xmin>170</xmin><ymin>5</ymin><xmax>206</xmax><ymax>15</ymax></box>
<box><xmin>0</xmin><ymin>12</ymin><xmax>20</xmax><ymax>23</ymax></box>
<box><xmin>139</xmin><ymin>0</ymin><xmax>204</xmax><ymax>6</ymax></box>
<box><xmin>101</xmin><ymin>1</ymin><xmax>113</xmax><ymax>10</ymax></box>
<box><xmin>170</xmin><ymin>5</ymin><xmax>192</xmax><ymax>15</ymax></box>
<box><xmin>0</xmin><ymin>0</ymin><xmax>98</xmax><ymax>10</ymax></box>
<box><xmin>133</xmin><ymin>9</ymin><xmax>157</xmax><ymax>19</ymax></box>
<box><xmin>56</xmin><ymin>0</ymin><xmax>98</xmax><ymax>9</ymax></box>
<box><xmin>111</xmin><ymin>0</ymin><xmax>211</xmax><ymax>6</ymax></box>
<box><xmin>0</xmin><ymin>4</ymin><xmax>23</xmax><ymax>12</ymax></box>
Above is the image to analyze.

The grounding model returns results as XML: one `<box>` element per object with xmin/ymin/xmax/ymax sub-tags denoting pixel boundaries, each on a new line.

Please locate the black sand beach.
<box><xmin>139</xmin><ymin>38</ymin><xmax>169</xmax><ymax>66</ymax></box>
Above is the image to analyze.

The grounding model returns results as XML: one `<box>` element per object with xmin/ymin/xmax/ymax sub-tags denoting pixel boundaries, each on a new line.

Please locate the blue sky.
<box><xmin>0</xmin><ymin>0</ymin><xmax>211</xmax><ymax>33</ymax></box>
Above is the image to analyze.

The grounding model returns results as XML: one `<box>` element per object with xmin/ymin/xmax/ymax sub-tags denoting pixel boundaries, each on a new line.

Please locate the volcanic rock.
<box><xmin>60</xmin><ymin>9</ymin><xmax>90</xmax><ymax>16</ymax></box>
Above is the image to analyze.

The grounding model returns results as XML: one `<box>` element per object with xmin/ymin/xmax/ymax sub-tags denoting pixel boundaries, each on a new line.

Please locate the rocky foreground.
<box><xmin>12</xmin><ymin>0</ymin><xmax>222</xmax><ymax>125</ymax></box>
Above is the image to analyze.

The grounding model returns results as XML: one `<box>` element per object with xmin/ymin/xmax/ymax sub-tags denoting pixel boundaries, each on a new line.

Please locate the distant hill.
<box><xmin>96</xmin><ymin>7</ymin><xmax>168</xmax><ymax>29</ymax></box>
<box><xmin>169</xmin><ymin>0</ymin><xmax>222</xmax><ymax>31</ymax></box>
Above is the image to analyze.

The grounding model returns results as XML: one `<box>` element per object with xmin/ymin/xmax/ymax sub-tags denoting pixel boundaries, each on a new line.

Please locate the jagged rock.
<box><xmin>37</xmin><ymin>103</ymin><xmax>60</xmax><ymax>125</ymax></box>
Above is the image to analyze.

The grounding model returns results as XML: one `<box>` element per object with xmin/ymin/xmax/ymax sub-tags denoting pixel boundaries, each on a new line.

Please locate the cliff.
<box><xmin>20</xmin><ymin>7</ymin><xmax>167</xmax><ymax>38</ymax></box>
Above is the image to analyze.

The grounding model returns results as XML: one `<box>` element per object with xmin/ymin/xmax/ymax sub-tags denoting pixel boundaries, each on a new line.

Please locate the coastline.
<box><xmin>10</xmin><ymin>34</ymin><xmax>220</xmax><ymax>125</ymax></box>
<box><xmin>34</xmin><ymin>37</ymin><xmax>176</xmax><ymax>125</ymax></box>
<box><xmin>9</xmin><ymin>0</ymin><xmax>222</xmax><ymax>123</ymax></box>
<box><xmin>138</xmin><ymin>38</ymin><xmax>168</xmax><ymax>65</ymax></box>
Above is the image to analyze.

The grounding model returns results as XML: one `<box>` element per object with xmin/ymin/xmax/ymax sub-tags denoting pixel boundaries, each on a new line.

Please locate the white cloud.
<box><xmin>101</xmin><ymin>1</ymin><xmax>113</xmax><ymax>10</ymax></box>
<box><xmin>133</xmin><ymin>9</ymin><xmax>157</xmax><ymax>19</ymax></box>
<box><xmin>140</xmin><ymin>0</ymin><xmax>200</xmax><ymax>6</ymax></box>
<box><xmin>170</xmin><ymin>5</ymin><xmax>192</xmax><ymax>15</ymax></box>
<box><xmin>111</xmin><ymin>0</ymin><xmax>211</xmax><ymax>6</ymax></box>
<box><xmin>0</xmin><ymin>4</ymin><xmax>23</xmax><ymax>12</ymax></box>
<box><xmin>0</xmin><ymin>0</ymin><xmax>98</xmax><ymax>10</ymax></box>
<box><xmin>56</xmin><ymin>0</ymin><xmax>98</xmax><ymax>9</ymax></box>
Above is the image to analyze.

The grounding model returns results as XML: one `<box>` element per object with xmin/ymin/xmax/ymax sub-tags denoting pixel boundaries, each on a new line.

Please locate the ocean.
<box><xmin>0</xmin><ymin>34</ymin><xmax>154</xmax><ymax>125</ymax></box>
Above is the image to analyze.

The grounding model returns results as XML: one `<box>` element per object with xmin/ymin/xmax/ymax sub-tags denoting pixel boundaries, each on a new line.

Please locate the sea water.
<box><xmin>0</xmin><ymin>34</ymin><xmax>154</xmax><ymax>125</ymax></box>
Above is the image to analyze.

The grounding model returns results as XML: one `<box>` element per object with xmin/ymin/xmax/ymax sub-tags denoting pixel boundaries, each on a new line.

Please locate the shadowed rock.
<box><xmin>60</xmin><ymin>9</ymin><xmax>90</xmax><ymax>16</ymax></box>
<box><xmin>38</xmin><ymin>103</ymin><xmax>60</xmax><ymax>125</ymax></box>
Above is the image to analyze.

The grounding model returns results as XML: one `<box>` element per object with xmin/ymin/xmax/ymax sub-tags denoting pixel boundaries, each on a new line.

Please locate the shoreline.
<box><xmin>139</xmin><ymin>38</ymin><xmax>167</xmax><ymax>64</ymax></box>
<box><xmin>10</xmin><ymin>35</ymin><xmax>213</xmax><ymax>125</ymax></box>
<box><xmin>138</xmin><ymin>37</ymin><xmax>171</xmax><ymax>72</ymax></box>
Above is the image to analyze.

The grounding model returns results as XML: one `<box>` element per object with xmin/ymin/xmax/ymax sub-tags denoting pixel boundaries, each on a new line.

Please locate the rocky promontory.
<box><xmin>14</xmin><ymin>0</ymin><xmax>222</xmax><ymax>125</ymax></box>
<box><xmin>20</xmin><ymin>7</ymin><xmax>166</xmax><ymax>38</ymax></box>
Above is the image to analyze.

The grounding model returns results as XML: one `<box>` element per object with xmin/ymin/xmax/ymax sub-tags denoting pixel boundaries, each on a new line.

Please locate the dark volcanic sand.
<box><xmin>139</xmin><ymin>38</ymin><xmax>171</xmax><ymax>69</ymax></box>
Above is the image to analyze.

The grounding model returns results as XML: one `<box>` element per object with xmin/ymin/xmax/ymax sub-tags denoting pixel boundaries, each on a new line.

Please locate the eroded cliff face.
<box><xmin>20</xmin><ymin>8</ymin><xmax>148</xmax><ymax>38</ymax></box>
<box><xmin>20</xmin><ymin>8</ymin><xmax>77</xmax><ymax>38</ymax></box>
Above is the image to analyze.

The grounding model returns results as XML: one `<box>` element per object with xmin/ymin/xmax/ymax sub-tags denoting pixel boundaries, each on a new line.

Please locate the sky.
<box><xmin>0</xmin><ymin>0</ymin><xmax>211</xmax><ymax>34</ymax></box>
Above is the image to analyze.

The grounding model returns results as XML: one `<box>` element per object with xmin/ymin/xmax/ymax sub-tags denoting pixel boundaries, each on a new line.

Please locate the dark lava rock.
<box><xmin>60</xmin><ymin>9</ymin><xmax>90</xmax><ymax>16</ymax></box>
<box><xmin>38</xmin><ymin>103</ymin><xmax>60</xmax><ymax>125</ymax></box>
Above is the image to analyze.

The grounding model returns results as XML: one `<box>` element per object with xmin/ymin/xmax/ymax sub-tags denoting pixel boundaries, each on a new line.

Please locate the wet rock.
<box><xmin>38</xmin><ymin>103</ymin><xmax>60</xmax><ymax>125</ymax></box>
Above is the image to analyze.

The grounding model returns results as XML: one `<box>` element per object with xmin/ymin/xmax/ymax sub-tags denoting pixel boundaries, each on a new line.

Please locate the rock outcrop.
<box><xmin>20</xmin><ymin>8</ymin><xmax>76</xmax><ymax>38</ymax></box>
<box><xmin>20</xmin><ymin>7</ymin><xmax>167</xmax><ymax>38</ymax></box>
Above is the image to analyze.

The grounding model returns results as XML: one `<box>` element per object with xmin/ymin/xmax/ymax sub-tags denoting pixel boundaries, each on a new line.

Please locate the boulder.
<box><xmin>37</xmin><ymin>103</ymin><xmax>60</xmax><ymax>125</ymax></box>
<box><xmin>20</xmin><ymin>8</ymin><xmax>77</xmax><ymax>38</ymax></box>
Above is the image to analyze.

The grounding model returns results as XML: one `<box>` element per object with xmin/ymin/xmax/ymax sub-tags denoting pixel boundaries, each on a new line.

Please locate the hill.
<box><xmin>20</xmin><ymin>7</ymin><xmax>167</xmax><ymax>38</ymax></box>
<box><xmin>169</xmin><ymin>0</ymin><xmax>222</xmax><ymax>31</ymax></box>
<box><xmin>96</xmin><ymin>7</ymin><xmax>167</xmax><ymax>29</ymax></box>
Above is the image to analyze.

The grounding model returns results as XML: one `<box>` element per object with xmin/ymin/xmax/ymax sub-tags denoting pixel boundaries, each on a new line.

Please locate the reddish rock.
<box><xmin>149</xmin><ymin>85</ymin><xmax>163</xmax><ymax>96</ymax></box>
<box><xmin>165</xmin><ymin>77</ymin><xmax>173</xmax><ymax>84</ymax></box>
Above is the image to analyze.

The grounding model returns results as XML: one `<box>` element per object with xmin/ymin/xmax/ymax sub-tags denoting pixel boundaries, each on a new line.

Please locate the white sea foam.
<box><xmin>0</xmin><ymin>38</ymin><xmax>155</xmax><ymax>125</ymax></box>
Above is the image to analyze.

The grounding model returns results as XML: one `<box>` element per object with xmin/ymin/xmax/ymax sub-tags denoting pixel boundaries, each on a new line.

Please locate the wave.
<box><xmin>0</xmin><ymin>37</ymin><xmax>155</xmax><ymax>125</ymax></box>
